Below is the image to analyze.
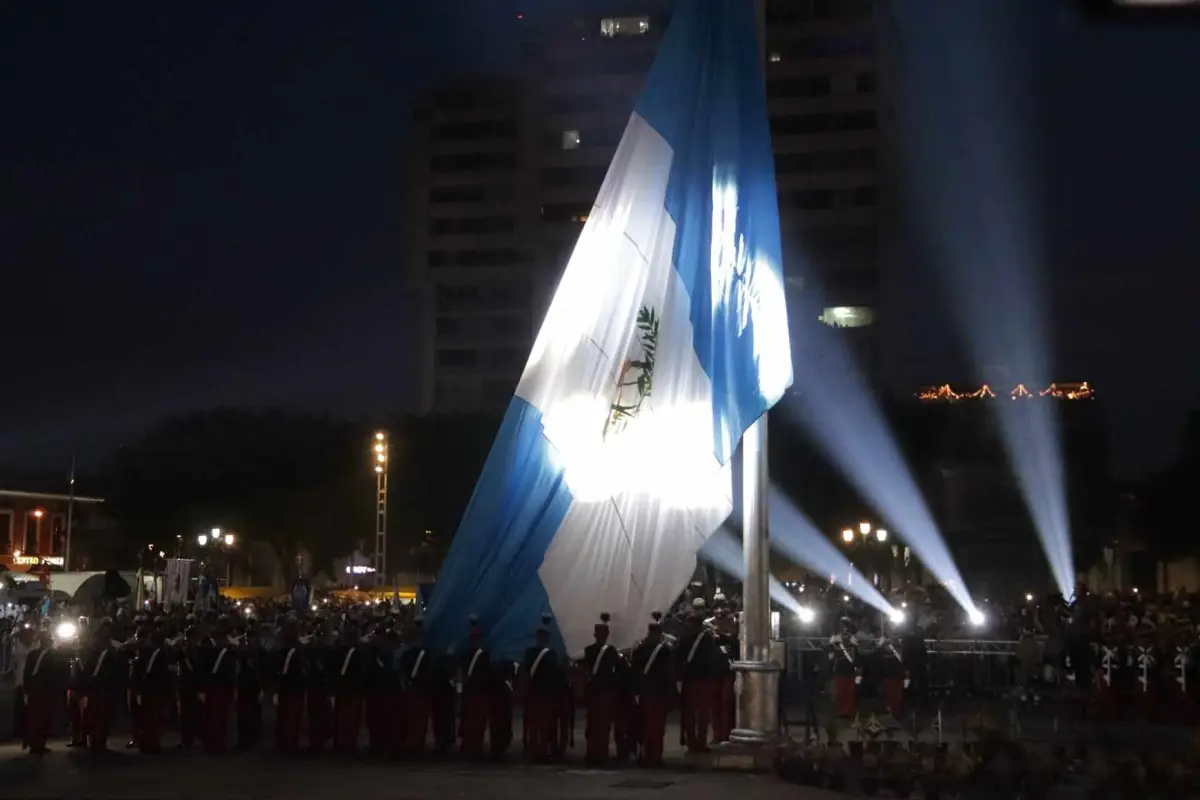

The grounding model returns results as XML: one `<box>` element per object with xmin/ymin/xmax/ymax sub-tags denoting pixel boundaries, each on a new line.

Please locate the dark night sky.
<box><xmin>2</xmin><ymin>0</ymin><xmax>1197</xmax><ymax>477</ymax></box>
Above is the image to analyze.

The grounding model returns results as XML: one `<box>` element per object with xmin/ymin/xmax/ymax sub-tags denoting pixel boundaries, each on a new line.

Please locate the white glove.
<box><xmin>676</xmin><ymin>681</ymin><xmax>683</xmax><ymax>693</ymax></box>
<box><xmin>903</xmin><ymin>679</ymin><xmax>910</xmax><ymax>689</ymax></box>
<box><xmin>197</xmin><ymin>692</ymin><xmax>206</xmax><ymax>703</ymax></box>
<box><xmin>258</xmin><ymin>691</ymin><xmax>264</xmax><ymax>703</ymax></box>
<box><xmin>854</xmin><ymin>675</ymin><xmax>862</xmax><ymax>685</ymax></box>
<box><xmin>272</xmin><ymin>693</ymin><xmax>279</xmax><ymax>707</ymax></box>
<box><xmin>136</xmin><ymin>694</ymin><xmax>143</xmax><ymax>706</ymax></box>
<box><xmin>455</xmin><ymin>681</ymin><xmax>463</xmax><ymax>695</ymax></box>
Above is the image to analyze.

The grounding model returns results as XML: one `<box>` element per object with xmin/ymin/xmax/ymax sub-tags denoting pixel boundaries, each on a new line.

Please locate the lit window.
<box><xmin>769</xmin><ymin>52</ymin><xmax>782</xmax><ymax>63</ymax></box>
<box><xmin>562</xmin><ymin>130</ymin><xmax>581</xmax><ymax>150</ymax></box>
<box><xmin>818</xmin><ymin>306</ymin><xmax>874</xmax><ymax>328</ymax></box>
<box><xmin>600</xmin><ymin>15</ymin><xmax>651</xmax><ymax>38</ymax></box>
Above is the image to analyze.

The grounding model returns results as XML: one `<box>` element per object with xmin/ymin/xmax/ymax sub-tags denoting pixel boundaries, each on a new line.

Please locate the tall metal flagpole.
<box><xmin>729</xmin><ymin>0</ymin><xmax>780</xmax><ymax>748</ymax></box>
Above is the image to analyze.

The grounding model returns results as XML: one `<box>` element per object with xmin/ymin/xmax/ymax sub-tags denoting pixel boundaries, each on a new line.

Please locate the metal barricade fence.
<box><xmin>781</xmin><ymin>636</ymin><xmax>1044</xmax><ymax>704</ymax></box>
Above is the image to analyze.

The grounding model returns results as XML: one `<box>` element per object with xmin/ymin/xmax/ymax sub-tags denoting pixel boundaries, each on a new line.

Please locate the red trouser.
<box><xmin>138</xmin><ymin>690</ymin><xmax>167</xmax><ymax>753</ymax></box>
<box><xmin>178</xmin><ymin>688</ymin><xmax>201</xmax><ymax>747</ymax></box>
<box><xmin>84</xmin><ymin>689</ymin><xmax>115</xmax><ymax>752</ymax></box>
<box><xmin>586</xmin><ymin>692</ymin><xmax>614</xmax><ymax>761</ymax></box>
<box><xmin>883</xmin><ymin>677</ymin><xmax>905</xmax><ymax>716</ymax></box>
<box><xmin>203</xmin><ymin>686</ymin><xmax>234</xmax><ymax>753</ymax></box>
<box><xmin>66</xmin><ymin>689</ymin><xmax>85</xmax><ymax>745</ymax></box>
<box><xmin>612</xmin><ymin>691</ymin><xmax>634</xmax><ymax>758</ymax></box>
<box><xmin>488</xmin><ymin>690</ymin><xmax>512</xmax><ymax>758</ymax></box>
<box><xmin>405</xmin><ymin>691</ymin><xmax>432</xmax><ymax>755</ymax></box>
<box><xmin>525</xmin><ymin>693</ymin><xmax>555</xmax><ymax>759</ymax></box>
<box><xmin>127</xmin><ymin>689</ymin><xmax>142</xmax><ymax>745</ymax></box>
<box><xmin>639</xmin><ymin>693</ymin><xmax>667</xmax><ymax>766</ymax></box>
<box><xmin>460</xmin><ymin>692</ymin><xmax>488</xmax><ymax>758</ymax></box>
<box><xmin>390</xmin><ymin>691</ymin><xmax>408</xmax><ymax>755</ymax></box>
<box><xmin>333</xmin><ymin>692</ymin><xmax>362</xmax><ymax>755</ymax></box>
<box><xmin>683</xmin><ymin>679</ymin><xmax>714</xmax><ymax>752</ymax></box>
<box><xmin>711</xmin><ymin>675</ymin><xmax>735</xmax><ymax>743</ymax></box>
<box><xmin>236</xmin><ymin>687</ymin><xmax>263</xmax><ymax>748</ymax></box>
<box><xmin>24</xmin><ymin>689</ymin><xmax>53</xmax><ymax>753</ymax></box>
<box><xmin>834</xmin><ymin>675</ymin><xmax>856</xmax><ymax>717</ymax></box>
<box><xmin>364</xmin><ymin>689</ymin><xmax>397</xmax><ymax>754</ymax></box>
<box><xmin>275</xmin><ymin>689</ymin><xmax>305</xmax><ymax>753</ymax></box>
<box><xmin>555</xmin><ymin>690</ymin><xmax>574</xmax><ymax>755</ymax></box>
<box><xmin>306</xmin><ymin>690</ymin><xmax>333</xmax><ymax>753</ymax></box>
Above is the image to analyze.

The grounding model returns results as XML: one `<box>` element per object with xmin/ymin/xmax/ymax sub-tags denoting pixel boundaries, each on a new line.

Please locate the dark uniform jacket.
<box><xmin>522</xmin><ymin>645</ymin><xmax>560</xmax><ymax>694</ymax></box>
<box><xmin>631</xmin><ymin>637</ymin><xmax>672</xmax><ymax>695</ymax></box>
<box><xmin>582</xmin><ymin>641</ymin><xmax>620</xmax><ymax>695</ymax></box>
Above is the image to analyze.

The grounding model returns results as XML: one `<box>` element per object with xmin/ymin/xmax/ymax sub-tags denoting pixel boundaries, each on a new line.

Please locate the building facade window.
<box><xmin>542</xmin><ymin>202</ymin><xmax>594</xmax><ymax>223</ymax></box>
<box><xmin>51</xmin><ymin>514</ymin><xmax>65</xmax><ymax>556</ymax></box>
<box><xmin>600</xmin><ymin>16</ymin><xmax>651</xmax><ymax>38</ymax></box>
<box><xmin>540</xmin><ymin>165</ymin><xmax>609</xmax><ymax>187</ymax></box>
<box><xmin>774</xmin><ymin>148</ymin><xmax>876</xmax><ymax>173</ymax></box>
<box><xmin>819</xmin><ymin>306</ymin><xmax>874</xmax><ymax>328</ymax></box>
<box><xmin>430</xmin><ymin>185</ymin><xmax>486</xmax><ymax>204</ymax></box>
<box><xmin>431</xmin><ymin>152</ymin><xmax>517</xmax><ymax>173</ymax></box>
<box><xmin>432</xmin><ymin>119</ymin><xmax>517</xmax><ymax>140</ymax></box>
<box><xmin>767</xmin><ymin>76</ymin><xmax>832</xmax><ymax>98</ymax></box>
<box><xmin>437</xmin><ymin>348</ymin><xmax>478</xmax><ymax>368</ymax></box>
<box><xmin>561</xmin><ymin>130</ymin><xmax>582</xmax><ymax>150</ymax></box>
<box><xmin>24</xmin><ymin>511</ymin><xmax>40</xmax><ymax>554</ymax></box>
<box><xmin>430</xmin><ymin>216</ymin><xmax>515</xmax><ymax>236</ymax></box>
<box><xmin>771</xmin><ymin>111</ymin><xmax>877</xmax><ymax>136</ymax></box>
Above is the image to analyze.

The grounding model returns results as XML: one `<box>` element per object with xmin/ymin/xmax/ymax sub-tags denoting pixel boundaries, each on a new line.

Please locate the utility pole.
<box><xmin>64</xmin><ymin>453</ymin><xmax>76</xmax><ymax>571</ymax></box>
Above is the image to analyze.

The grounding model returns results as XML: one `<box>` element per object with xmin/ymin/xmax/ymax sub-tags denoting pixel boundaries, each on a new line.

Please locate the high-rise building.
<box><xmin>411</xmin><ymin>0</ymin><xmax>886</xmax><ymax>413</ymax></box>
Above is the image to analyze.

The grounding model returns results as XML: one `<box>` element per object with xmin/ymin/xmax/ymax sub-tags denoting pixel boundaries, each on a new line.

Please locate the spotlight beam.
<box><xmin>768</xmin><ymin>488</ymin><xmax>894</xmax><ymax>615</ymax></box>
<box><xmin>781</xmin><ymin>326</ymin><xmax>978</xmax><ymax>615</ymax></box>
<box><xmin>700</xmin><ymin>527</ymin><xmax>803</xmax><ymax>616</ymax></box>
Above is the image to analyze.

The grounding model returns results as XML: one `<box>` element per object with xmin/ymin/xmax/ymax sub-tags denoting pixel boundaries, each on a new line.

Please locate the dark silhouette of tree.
<box><xmin>1137</xmin><ymin>408</ymin><xmax>1199</xmax><ymax>560</ymax></box>
<box><xmin>100</xmin><ymin>409</ymin><xmax>374</xmax><ymax>577</ymax></box>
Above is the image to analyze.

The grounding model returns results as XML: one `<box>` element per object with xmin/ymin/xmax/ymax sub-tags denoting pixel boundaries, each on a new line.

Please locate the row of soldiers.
<box><xmin>1058</xmin><ymin>630</ymin><xmax>1200</xmax><ymax>722</ymax></box>
<box><xmin>19</xmin><ymin>600</ymin><xmax>742</xmax><ymax>765</ymax></box>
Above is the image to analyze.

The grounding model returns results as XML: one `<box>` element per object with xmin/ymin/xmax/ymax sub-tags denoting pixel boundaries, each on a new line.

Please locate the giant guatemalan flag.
<box><xmin>426</xmin><ymin>0</ymin><xmax>792</xmax><ymax>659</ymax></box>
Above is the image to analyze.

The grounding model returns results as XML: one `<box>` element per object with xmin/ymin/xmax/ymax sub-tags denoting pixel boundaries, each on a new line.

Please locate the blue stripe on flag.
<box><xmin>635</xmin><ymin>0</ymin><xmax>788</xmax><ymax>464</ymax></box>
<box><xmin>425</xmin><ymin>396</ymin><xmax>571</xmax><ymax>660</ymax></box>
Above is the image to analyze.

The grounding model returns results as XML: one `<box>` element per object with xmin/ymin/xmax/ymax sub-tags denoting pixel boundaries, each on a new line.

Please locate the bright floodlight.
<box><xmin>969</xmin><ymin>610</ymin><xmax>987</xmax><ymax>627</ymax></box>
<box><xmin>796</xmin><ymin>606</ymin><xmax>816</xmax><ymax>625</ymax></box>
<box><xmin>876</xmin><ymin>529</ymin><xmax>888</xmax><ymax>543</ymax></box>
<box><xmin>56</xmin><ymin>621</ymin><xmax>78</xmax><ymax>640</ymax></box>
<box><xmin>1025</xmin><ymin>593</ymin><xmax>1033</xmax><ymax>602</ymax></box>
<box><xmin>859</xmin><ymin>522</ymin><xmax>871</xmax><ymax>536</ymax></box>
<box><xmin>375</xmin><ymin>431</ymin><xmax>385</xmax><ymax>441</ymax></box>
<box><xmin>197</xmin><ymin>534</ymin><xmax>208</xmax><ymax>546</ymax></box>
<box><xmin>841</xmin><ymin>528</ymin><xmax>855</xmax><ymax>543</ymax></box>
<box><xmin>889</xmin><ymin>609</ymin><xmax>906</xmax><ymax>624</ymax></box>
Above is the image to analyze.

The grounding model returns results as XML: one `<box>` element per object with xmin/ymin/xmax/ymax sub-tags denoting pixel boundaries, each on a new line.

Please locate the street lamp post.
<box><xmin>840</xmin><ymin>521</ymin><xmax>894</xmax><ymax>592</ymax></box>
<box><xmin>197</xmin><ymin>528</ymin><xmax>236</xmax><ymax>588</ymax></box>
<box><xmin>372</xmin><ymin>431</ymin><xmax>389</xmax><ymax>589</ymax></box>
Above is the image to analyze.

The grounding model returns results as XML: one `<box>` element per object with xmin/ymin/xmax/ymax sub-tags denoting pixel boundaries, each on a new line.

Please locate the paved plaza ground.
<box><xmin>0</xmin><ymin>743</ymin><xmax>840</xmax><ymax>800</ymax></box>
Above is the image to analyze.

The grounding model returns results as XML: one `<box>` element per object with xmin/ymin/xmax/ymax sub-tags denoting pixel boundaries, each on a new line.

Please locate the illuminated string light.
<box><xmin>916</xmin><ymin>382</ymin><xmax>1093</xmax><ymax>402</ymax></box>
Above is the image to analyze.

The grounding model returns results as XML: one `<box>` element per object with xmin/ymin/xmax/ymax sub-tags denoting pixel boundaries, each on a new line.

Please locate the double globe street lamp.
<box><xmin>197</xmin><ymin>527</ymin><xmax>236</xmax><ymax>586</ymax></box>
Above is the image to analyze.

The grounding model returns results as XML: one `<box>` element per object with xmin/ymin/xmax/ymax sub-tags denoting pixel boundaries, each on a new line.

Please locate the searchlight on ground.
<box><xmin>55</xmin><ymin>621</ymin><xmax>78</xmax><ymax>641</ymax></box>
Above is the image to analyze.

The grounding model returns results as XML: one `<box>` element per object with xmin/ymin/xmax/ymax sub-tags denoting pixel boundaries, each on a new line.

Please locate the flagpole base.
<box><xmin>728</xmin><ymin>657</ymin><xmax>782</xmax><ymax>745</ymax></box>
